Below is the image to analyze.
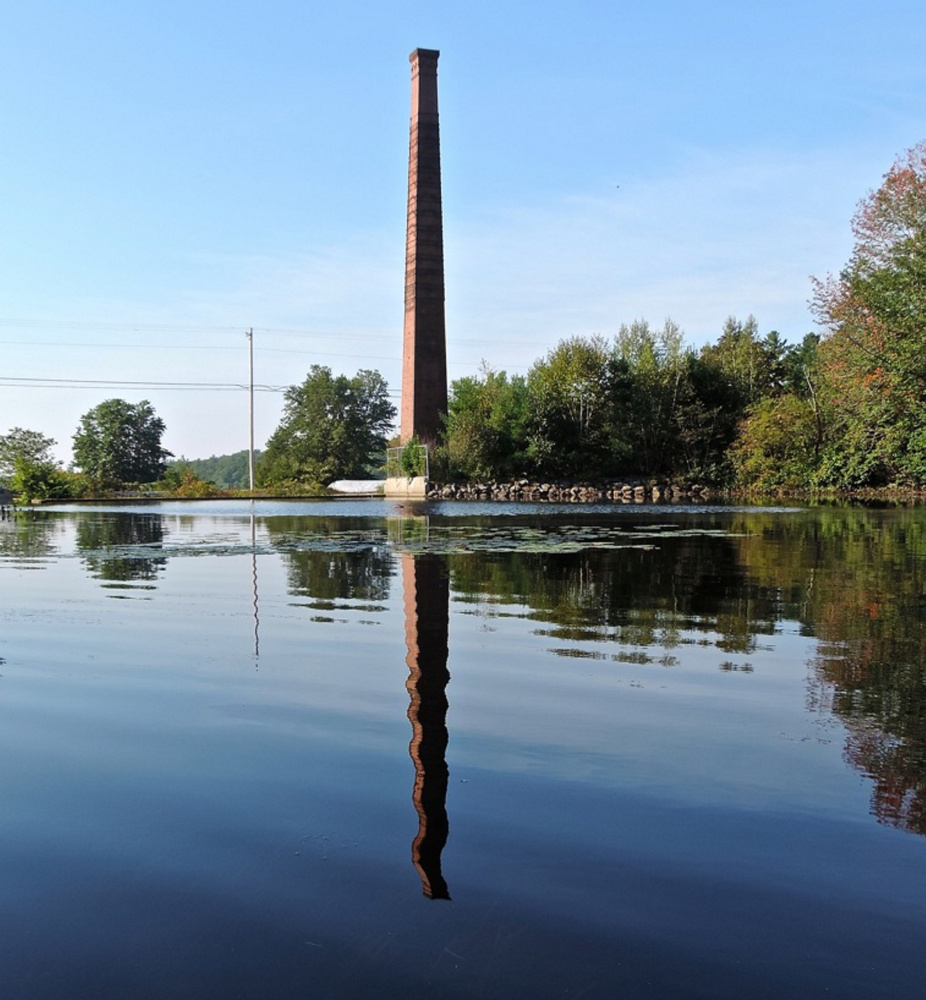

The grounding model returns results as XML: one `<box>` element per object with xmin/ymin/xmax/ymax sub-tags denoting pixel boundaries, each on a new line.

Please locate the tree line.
<box><xmin>0</xmin><ymin>399</ymin><xmax>172</xmax><ymax>500</ymax></box>
<box><xmin>440</xmin><ymin>140</ymin><xmax>925</xmax><ymax>490</ymax></box>
<box><xmin>2</xmin><ymin>140</ymin><xmax>924</xmax><ymax>498</ymax></box>
<box><xmin>437</xmin><ymin>319</ymin><xmax>816</xmax><ymax>487</ymax></box>
<box><xmin>438</xmin><ymin>142</ymin><xmax>925</xmax><ymax>490</ymax></box>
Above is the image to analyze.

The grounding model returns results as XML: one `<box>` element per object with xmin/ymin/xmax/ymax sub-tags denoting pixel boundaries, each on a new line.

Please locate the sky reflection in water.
<box><xmin>1</xmin><ymin>501</ymin><xmax>925</xmax><ymax>999</ymax></box>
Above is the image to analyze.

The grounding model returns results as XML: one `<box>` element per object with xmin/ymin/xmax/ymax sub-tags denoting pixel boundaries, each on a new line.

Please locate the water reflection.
<box><xmin>726</xmin><ymin>508</ymin><xmax>926</xmax><ymax>836</ymax></box>
<box><xmin>402</xmin><ymin>553</ymin><xmax>451</xmax><ymax>899</ymax></box>
<box><xmin>267</xmin><ymin>516</ymin><xmax>393</xmax><ymax>606</ymax></box>
<box><xmin>4</xmin><ymin>503</ymin><xmax>926</xmax><ymax>998</ymax></box>
<box><xmin>0</xmin><ymin>511</ymin><xmax>62</xmax><ymax>565</ymax></box>
<box><xmin>4</xmin><ymin>503</ymin><xmax>926</xmax><ymax>844</ymax></box>
<box><xmin>445</xmin><ymin>530</ymin><xmax>766</xmax><ymax>667</ymax></box>
<box><xmin>250</xmin><ymin>510</ymin><xmax>260</xmax><ymax>660</ymax></box>
<box><xmin>437</xmin><ymin>508</ymin><xmax>926</xmax><ymax>840</ymax></box>
<box><xmin>76</xmin><ymin>513</ymin><xmax>166</xmax><ymax>588</ymax></box>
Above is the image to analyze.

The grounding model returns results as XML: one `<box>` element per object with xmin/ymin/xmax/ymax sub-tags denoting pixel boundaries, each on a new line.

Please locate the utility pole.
<box><xmin>246</xmin><ymin>328</ymin><xmax>255</xmax><ymax>492</ymax></box>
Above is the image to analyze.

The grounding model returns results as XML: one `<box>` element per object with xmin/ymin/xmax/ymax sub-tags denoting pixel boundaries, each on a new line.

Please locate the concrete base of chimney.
<box><xmin>384</xmin><ymin>476</ymin><xmax>429</xmax><ymax>498</ymax></box>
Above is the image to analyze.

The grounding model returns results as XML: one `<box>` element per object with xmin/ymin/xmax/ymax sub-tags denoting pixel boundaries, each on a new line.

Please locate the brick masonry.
<box><xmin>400</xmin><ymin>48</ymin><xmax>448</xmax><ymax>445</ymax></box>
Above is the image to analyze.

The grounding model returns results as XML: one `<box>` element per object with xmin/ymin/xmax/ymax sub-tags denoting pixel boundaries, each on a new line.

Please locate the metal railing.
<box><xmin>385</xmin><ymin>442</ymin><xmax>429</xmax><ymax>480</ymax></box>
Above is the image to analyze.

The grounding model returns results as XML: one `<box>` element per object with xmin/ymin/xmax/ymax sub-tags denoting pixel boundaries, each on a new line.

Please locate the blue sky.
<box><xmin>1</xmin><ymin>1</ymin><xmax>923</xmax><ymax>462</ymax></box>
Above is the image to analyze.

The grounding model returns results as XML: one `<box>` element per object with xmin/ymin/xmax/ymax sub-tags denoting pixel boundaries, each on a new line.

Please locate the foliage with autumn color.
<box><xmin>5</xmin><ymin>145</ymin><xmax>925</xmax><ymax>495</ymax></box>
<box><xmin>441</xmin><ymin>141</ymin><xmax>926</xmax><ymax>491</ymax></box>
<box><xmin>810</xmin><ymin>140</ymin><xmax>926</xmax><ymax>487</ymax></box>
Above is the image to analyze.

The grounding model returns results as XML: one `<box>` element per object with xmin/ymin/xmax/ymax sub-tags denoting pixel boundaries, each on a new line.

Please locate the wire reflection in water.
<box><xmin>250</xmin><ymin>508</ymin><xmax>260</xmax><ymax>662</ymax></box>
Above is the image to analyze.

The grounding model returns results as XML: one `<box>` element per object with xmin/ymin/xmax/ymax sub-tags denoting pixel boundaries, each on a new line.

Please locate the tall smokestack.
<box><xmin>400</xmin><ymin>48</ymin><xmax>448</xmax><ymax>445</ymax></box>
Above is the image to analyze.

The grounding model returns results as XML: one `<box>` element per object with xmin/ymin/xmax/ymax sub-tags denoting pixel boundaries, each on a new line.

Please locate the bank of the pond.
<box><xmin>427</xmin><ymin>479</ymin><xmax>926</xmax><ymax>504</ymax></box>
<box><xmin>18</xmin><ymin>481</ymin><xmax>926</xmax><ymax>507</ymax></box>
<box><xmin>427</xmin><ymin>478</ymin><xmax>715</xmax><ymax>503</ymax></box>
<box><xmin>27</xmin><ymin>491</ymin><xmax>342</xmax><ymax>506</ymax></box>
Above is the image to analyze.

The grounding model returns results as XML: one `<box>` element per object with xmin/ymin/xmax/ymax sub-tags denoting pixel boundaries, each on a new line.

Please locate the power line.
<box><xmin>0</xmin><ymin>339</ymin><xmax>243</xmax><ymax>352</ymax></box>
<box><xmin>0</xmin><ymin>337</ymin><xmax>401</xmax><ymax>358</ymax></box>
<box><xmin>0</xmin><ymin>376</ymin><xmax>284</xmax><ymax>391</ymax></box>
<box><xmin>0</xmin><ymin>337</ymin><xmax>404</xmax><ymax>364</ymax></box>
<box><xmin>0</xmin><ymin>318</ymin><xmax>548</xmax><ymax>349</ymax></box>
<box><xmin>0</xmin><ymin>375</ymin><xmax>404</xmax><ymax>396</ymax></box>
<box><xmin>0</xmin><ymin>319</ymin><xmax>245</xmax><ymax>334</ymax></box>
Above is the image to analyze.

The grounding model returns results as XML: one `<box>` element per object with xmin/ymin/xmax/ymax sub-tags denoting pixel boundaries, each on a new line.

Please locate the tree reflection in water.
<box><xmin>740</xmin><ymin>508</ymin><xmax>926</xmax><ymax>837</ymax></box>
<box><xmin>49</xmin><ymin>504</ymin><xmax>926</xmax><ymax>844</ymax></box>
<box><xmin>76</xmin><ymin>512</ymin><xmax>166</xmax><ymax>585</ymax></box>
<box><xmin>267</xmin><ymin>516</ymin><xmax>393</xmax><ymax>605</ymax></box>
<box><xmin>442</xmin><ymin>507</ymin><xmax>926</xmax><ymax>839</ymax></box>
<box><xmin>267</xmin><ymin>505</ymin><xmax>926</xmax><ymax>843</ymax></box>
<box><xmin>0</xmin><ymin>511</ymin><xmax>63</xmax><ymax>563</ymax></box>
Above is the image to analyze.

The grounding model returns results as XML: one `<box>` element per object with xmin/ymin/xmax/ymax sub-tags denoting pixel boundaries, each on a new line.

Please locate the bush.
<box><xmin>10</xmin><ymin>459</ymin><xmax>78</xmax><ymax>501</ymax></box>
<box><xmin>730</xmin><ymin>395</ymin><xmax>821</xmax><ymax>490</ymax></box>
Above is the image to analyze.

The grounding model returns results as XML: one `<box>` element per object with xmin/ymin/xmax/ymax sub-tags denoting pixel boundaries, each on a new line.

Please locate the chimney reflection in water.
<box><xmin>402</xmin><ymin>553</ymin><xmax>451</xmax><ymax>900</ymax></box>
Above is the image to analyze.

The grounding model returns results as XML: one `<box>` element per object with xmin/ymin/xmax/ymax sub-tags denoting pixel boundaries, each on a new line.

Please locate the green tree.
<box><xmin>615</xmin><ymin>319</ymin><xmax>687</xmax><ymax>475</ymax></box>
<box><xmin>258</xmin><ymin>366</ymin><xmax>396</xmax><ymax>487</ymax></box>
<box><xmin>0</xmin><ymin>427</ymin><xmax>58</xmax><ymax>483</ymax></box>
<box><xmin>173</xmin><ymin>450</ymin><xmax>258</xmax><ymax>489</ymax></box>
<box><xmin>699</xmin><ymin>315</ymin><xmax>794</xmax><ymax>407</ymax></box>
<box><xmin>527</xmin><ymin>335</ymin><xmax>632</xmax><ymax>476</ymax></box>
<box><xmin>812</xmin><ymin>140</ymin><xmax>926</xmax><ymax>486</ymax></box>
<box><xmin>672</xmin><ymin>353</ymin><xmax>743</xmax><ymax>482</ymax></box>
<box><xmin>9</xmin><ymin>457</ymin><xmax>77</xmax><ymax>501</ymax></box>
<box><xmin>157</xmin><ymin>463</ymin><xmax>227</xmax><ymax>497</ymax></box>
<box><xmin>779</xmin><ymin>333</ymin><xmax>821</xmax><ymax>398</ymax></box>
<box><xmin>699</xmin><ymin>320</ymin><xmax>828</xmax><ymax>488</ymax></box>
<box><xmin>72</xmin><ymin>399</ymin><xmax>171</xmax><ymax>488</ymax></box>
<box><xmin>443</xmin><ymin>367</ymin><xmax>531</xmax><ymax>480</ymax></box>
<box><xmin>730</xmin><ymin>393</ymin><xmax>822</xmax><ymax>490</ymax></box>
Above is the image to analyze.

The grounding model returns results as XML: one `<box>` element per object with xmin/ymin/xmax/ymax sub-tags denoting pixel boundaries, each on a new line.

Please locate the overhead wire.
<box><xmin>0</xmin><ymin>317</ymin><xmax>546</xmax><ymax>350</ymax></box>
<box><xmin>0</xmin><ymin>376</ymin><xmax>282</xmax><ymax>391</ymax></box>
<box><xmin>0</xmin><ymin>317</ymin><xmax>530</xmax><ymax>403</ymax></box>
<box><xmin>0</xmin><ymin>375</ymin><xmax>403</xmax><ymax>396</ymax></box>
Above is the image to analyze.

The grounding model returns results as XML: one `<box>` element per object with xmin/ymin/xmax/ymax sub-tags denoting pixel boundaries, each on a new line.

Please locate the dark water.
<box><xmin>1</xmin><ymin>500</ymin><xmax>925</xmax><ymax>999</ymax></box>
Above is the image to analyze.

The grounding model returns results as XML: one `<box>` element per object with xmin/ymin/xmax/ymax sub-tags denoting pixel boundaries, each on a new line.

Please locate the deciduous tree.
<box><xmin>0</xmin><ymin>427</ymin><xmax>58</xmax><ymax>481</ymax></box>
<box><xmin>72</xmin><ymin>399</ymin><xmax>171</xmax><ymax>487</ymax></box>
<box><xmin>443</xmin><ymin>367</ymin><xmax>531</xmax><ymax>480</ymax></box>
<box><xmin>258</xmin><ymin>366</ymin><xmax>395</xmax><ymax>487</ymax></box>
<box><xmin>812</xmin><ymin>141</ymin><xmax>926</xmax><ymax>486</ymax></box>
<box><xmin>615</xmin><ymin>319</ymin><xmax>686</xmax><ymax>475</ymax></box>
<box><xmin>527</xmin><ymin>335</ymin><xmax>632</xmax><ymax>476</ymax></box>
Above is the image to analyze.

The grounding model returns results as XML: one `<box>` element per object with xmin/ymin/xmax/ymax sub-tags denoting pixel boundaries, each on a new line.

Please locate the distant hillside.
<box><xmin>170</xmin><ymin>450</ymin><xmax>260</xmax><ymax>489</ymax></box>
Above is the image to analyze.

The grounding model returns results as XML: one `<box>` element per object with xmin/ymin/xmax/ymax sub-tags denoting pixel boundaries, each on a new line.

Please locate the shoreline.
<box><xmin>20</xmin><ymin>481</ymin><xmax>926</xmax><ymax>507</ymax></box>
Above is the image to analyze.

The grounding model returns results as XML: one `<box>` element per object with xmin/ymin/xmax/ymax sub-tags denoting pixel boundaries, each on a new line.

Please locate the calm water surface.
<box><xmin>1</xmin><ymin>500</ymin><xmax>925</xmax><ymax>999</ymax></box>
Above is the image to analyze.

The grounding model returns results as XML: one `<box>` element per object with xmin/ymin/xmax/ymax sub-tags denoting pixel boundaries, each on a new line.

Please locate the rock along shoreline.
<box><xmin>427</xmin><ymin>480</ymin><xmax>717</xmax><ymax>503</ymax></box>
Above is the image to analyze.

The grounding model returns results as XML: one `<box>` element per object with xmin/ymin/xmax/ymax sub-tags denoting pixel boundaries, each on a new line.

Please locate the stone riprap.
<box><xmin>427</xmin><ymin>480</ymin><xmax>716</xmax><ymax>503</ymax></box>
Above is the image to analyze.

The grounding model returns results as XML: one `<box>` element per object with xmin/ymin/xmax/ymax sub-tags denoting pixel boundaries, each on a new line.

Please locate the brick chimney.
<box><xmin>400</xmin><ymin>48</ymin><xmax>448</xmax><ymax>445</ymax></box>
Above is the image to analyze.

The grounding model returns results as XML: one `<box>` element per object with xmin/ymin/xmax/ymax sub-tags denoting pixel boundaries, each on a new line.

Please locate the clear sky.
<box><xmin>1</xmin><ymin>0</ymin><xmax>923</xmax><ymax>464</ymax></box>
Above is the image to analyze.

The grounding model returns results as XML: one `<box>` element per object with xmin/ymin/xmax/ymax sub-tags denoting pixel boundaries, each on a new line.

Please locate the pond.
<box><xmin>1</xmin><ymin>499</ymin><xmax>925</xmax><ymax>999</ymax></box>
